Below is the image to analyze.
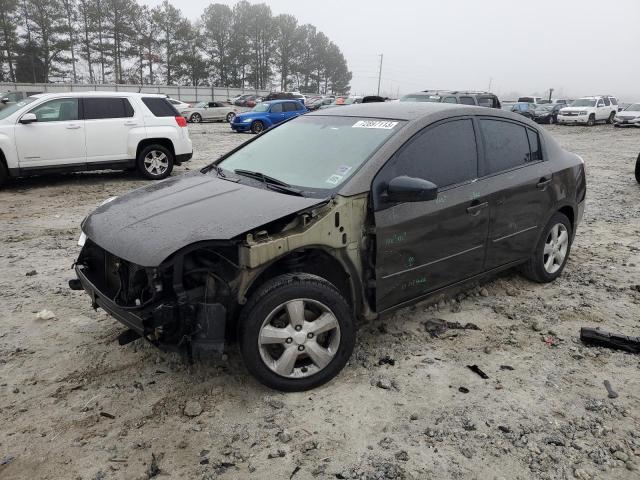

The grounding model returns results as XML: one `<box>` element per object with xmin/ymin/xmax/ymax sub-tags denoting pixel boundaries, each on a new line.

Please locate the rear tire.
<box><xmin>522</xmin><ymin>212</ymin><xmax>572</xmax><ymax>283</ymax></box>
<box><xmin>226</xmin><ymin>112</ymin><xmax>235</xmax><ymax>123</ymax></box>
<box><xmin>137</xmin><ymin>144</ymin><xmax>174</xmax><ymax>180</ymax></box>
<box><xmin>239</xmin><ymin>273</ymin><xmax>355</xmax><ymax>391</ymax></box>
<box><xmin>251</xmin><ymin>120</ymin><xmax>265</xmax><ymax>134</ymax></box>
<box><xmin>0</xmin><ymin>161</ymin><xmax>8</xmax><ymax>188</ymax></box>
<box><xmin>635</xmin><ymin>153</ymin><xmax>640</xmax><ymax>184</ymax></box>
<box><xmin>607</xmin><ymin>111</ymin><xmax>615</xmax><ymax>124</ymax></box>
<box><xmin>587</xmin><ymin>114</ymin><xmax>595</xmax><ymax>126</ymax></box>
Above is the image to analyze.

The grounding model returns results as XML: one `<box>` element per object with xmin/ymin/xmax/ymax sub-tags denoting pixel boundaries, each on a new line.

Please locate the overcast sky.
<box><xmin>141</xmin><ymin>0</ymin><xmax>640</xmax><ymax>100</ymax></box>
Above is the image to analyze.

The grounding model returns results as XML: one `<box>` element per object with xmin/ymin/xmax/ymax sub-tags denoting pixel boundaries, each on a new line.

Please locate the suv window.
<box><xmin>29</xmin><ymin>98</ymin><xmax>79</xmax><ymax>122</ymax></box>
<box><xmin>609</xmin><ymin>97</ymin><xmax>618</xmax><ymax>106</ymax></box>
<box><xmin>602</xmin><ymin>97</ymin><xmax>610</xmax><ymax>106</ymax></box>
<box><xmin>83</xmin><ymin>98</ymin><xmax>134</xmax><ymax>119</ymax></box>
<box><xmin>271</xmin><ymin>103</ymin><xmax>283</xmax><ymax>113</ymax></box>
<box><xmin>459</xmin><ymin>96</ymin><xmax>475</xmax><ymax>105</ymax></box>
<box><xmin>480</xmin><ymin>119</ymin><xmax>532</xmax><ymax>174</ymax></box>
<box><xmin>477</xmin><ymin>96</ymin><xmax>493</xmax><ymax>108</ymax></box>
<box><xmin>596</xmin><ymin>99</ymin><xmax>604</xmax><ymax>107</ymax></box>
<box><xmin>283</xmin><ymin>102</ymin><xmax>299</xmax><ymax>112</ymax></box>
<box><xmin>442</xmin><ymin>97</ymin><xmax>457</xmax><ymax>104</ymax></box>
<box><xmin>383</xmin><ymin>119</ymin><xmax>477</xmax><ymax>188</ymax></box>
<box><xmin>142</xmin><ymin>97</ymin><xmax>179</xmax><ymax>117</ymax></box>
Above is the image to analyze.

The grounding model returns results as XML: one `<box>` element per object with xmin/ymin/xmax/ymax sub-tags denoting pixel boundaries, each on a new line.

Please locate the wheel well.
<box><xmin>245</xmin><ymin>249</ymin><xmax>354</xmax><ymax>308</ymax></box>
<box><xmin>136</xmin><ymin>139</ymin><xmax>175</xmax><ymax>160</ymax></box>
<box><xmin>558</xmin><ymin>205</ymin><xmax>575</xmax><ymax>231</ymax></box>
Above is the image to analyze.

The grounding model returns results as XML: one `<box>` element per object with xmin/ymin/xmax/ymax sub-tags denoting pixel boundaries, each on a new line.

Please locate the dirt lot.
<box><xmin>1</xmin><ymin>122</ymin><xmax>639</xmax><ymax>480</ymax></box>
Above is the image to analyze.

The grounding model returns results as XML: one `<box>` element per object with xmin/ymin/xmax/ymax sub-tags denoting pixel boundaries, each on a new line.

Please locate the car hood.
<box><xmin>561</xmin><ymin>106</ymin><xmax>592</xmax><ymax>112</ymax></box>
<box><xmin>82</xmin><ymin>171</ymin><xmax>325</xmax><ymax>267</ymax></box>
<box><xmin>618</xmin><ymin>110</ymin><xmax>640</xmax><ymax>116</ymax></box>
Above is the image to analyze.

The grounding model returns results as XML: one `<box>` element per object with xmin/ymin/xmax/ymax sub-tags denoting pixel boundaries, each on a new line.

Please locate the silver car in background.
<box><xmin>613</xmin><ymin>102</ymin><xmax>640</xmax><ymax>127</ymax></box>
<box><xmin>182</xmin><ymin>101</ymin><xmax>238</xmax><ymax>123</ymax></box>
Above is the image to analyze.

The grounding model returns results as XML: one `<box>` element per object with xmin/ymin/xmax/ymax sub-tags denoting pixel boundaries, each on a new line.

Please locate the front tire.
<box><xmin>190</xmin><ymin>113</ymin><xmax>202</xmax><ymax>123</ymax></box>
<box><xmin>587</xmin><ymin>114</ymin><xmax>595</xmax><ymax>126</ymax></box>
<box><xmin>635</xmin><ymin>153</ymin><xmax>640</xmax><ymax>184</ymax></box>
<box><xmin>251</xmin><ymin>120</ymin><xmax>265</xmax><ymax>134</ymax></box>
<box><xmin>607</xmin><ymin>111</ymin><xmax>615</xmax><ymax>124</ymax></box>
<box><xmin>239</xmin><ymin>273</ymin><xmax>355</xmax><ymax>392</ymax></box>
<box><xmin>137</xmin><ymin>144</ymin><xmax>174</xmax><ymax>180</ymax></box>
<box><xmin>522</xmin><ymin>212</ymin><xmax>572</xmax><ymax>283</ymax></box>
<box><xmin>226</xmin><ymin>112</ymin><xmax>235</xmax><ymax>123</ymax></box>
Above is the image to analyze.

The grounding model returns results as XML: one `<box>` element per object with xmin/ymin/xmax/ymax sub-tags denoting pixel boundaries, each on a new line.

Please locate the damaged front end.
<box><xmin>73</xmin><ymin>239</ymin><xmax>240</xmax><ymax>357</ymax></box>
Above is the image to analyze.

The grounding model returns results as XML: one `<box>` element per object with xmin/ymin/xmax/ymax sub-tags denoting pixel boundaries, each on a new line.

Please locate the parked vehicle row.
<box><xmin>0</xmin><ymin>92</ymin><xmax>193</xmax><ymax>187</ymax></box>
<box><xmin>230</xmin><ymin>99</ymin><xmax>307</xmax><ymax>134</ymax></box>
<box><xmin>400</xmin><ymin>90</ymin><xmax>501</xmax><ymax>108</ymax></box>
<box><xmin>613</xmin><ymin>103</ymin><xmax>640</xmax><ymax>128</ymax></box>
<box><xmin>557</xmin><ymin>96</ymin><xmax>618</xmax><ymax>126</ymax></box>
<box><xmin>71</xmin><ymin>101</ymin><xmax>586</xmax><ymax>391</ymax></box>
<box><xmin>182</xmin><ymin>101</ymin><xmax>238</xmax><ymax>123</ymax></box>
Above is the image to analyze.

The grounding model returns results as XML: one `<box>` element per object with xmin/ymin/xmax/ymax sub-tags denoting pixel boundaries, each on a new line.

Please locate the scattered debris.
<box><xmin>499</xmin><ymin>365</ymin><xmax>514</xmax><ymax>371</ymax></box>
<box><xmin>183</xmin><ymin>400</ymin><xmax>203</xmax><ymax>417</ymax></box>
<box><xmin>25</xmin><ymin>270</ymin><xmax>37</xmax><ymax>276</ymax></box>
<box><xmin>580</xmin><ymin>327</ymin><xmax>640</xmax><ymax>353</ymax></box>
<box><xmin>148</xmin><ymin>453</ymin><xmax>160</xmax><ymax>478</ymax></box>
<box><xmin>277</xmin><ymin>430</ymin><xmax>292</xmax><ymax>443</ymax></box>
<box><xmin>290</xmin><ymin>465</ymin><xmax>301</xmax><ymax>479</ymax></box>
<box><xmin>35</xmin><ymin>309</ymin><xmax>56</xmax><ymax>321</ymax></box>
<box><xmin>467</xmin><ymin>365</ymin><xmax>489</xmax><ymax>379</ymax></box>
<box><xmin>378</xmin><ymin>355</ymin><xmax>396</xmax><ymax>366</ymax></box>
<box><xmin>424</xmin><ymin>318</ymin><xmax>481</xmax><ymax>337</ymax></box>
<box><xmin>265</xmin><ymin>397</ymin><xmax>285</xmax><ymax>409</ymax></box>
<box><xmin>603</xmin><ymin>380</ymin><xmax>619</xmax><ymax>399</ymax></box>
<box><xmin>99</xmin><ymin>411</ymin><xmax>115</xmax><ymax>419</ymax></box>
<box><xmin>300</xmin><ymin>440</ymin><xmax>318</xmax><ymax>453</ymax></box>
<box><xmin>458</xmin><ymin>387</ymin><xmax>469</xmax><ymax>394</ymax></box>
<box><xmin>1</xmin><ymin>456</ymin><xmax>15</xmax><ymax>466</ymax></box>
<box><xmin>267</xmin><ymin>449</ymin><xmax>286</xmax><ymax>459</ymax></box>
<box><xmin>543</xmin><ymin>336</ymin><xmax>559</xmax><ymax>347</ymax></box>
<box><xmin>376</xmin><ymin>377</ymin><xmax>393</xmax><ymax>390</ymax></box>
<box><xmin>498</xmin><ymin>426</ymin><xmax>511</xmax><ymax>433</ymax></box>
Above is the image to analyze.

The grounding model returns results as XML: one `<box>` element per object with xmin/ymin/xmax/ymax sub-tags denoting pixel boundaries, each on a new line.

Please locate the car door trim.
<box><xmin>491</xmin><ymin>225</ymin><xmax>538</xmax><ymax>243</ymax></box>
<box><xmin>381</xmin><ymin>244</ymin><xmax>485</xmax><ymax>280</ymax></box>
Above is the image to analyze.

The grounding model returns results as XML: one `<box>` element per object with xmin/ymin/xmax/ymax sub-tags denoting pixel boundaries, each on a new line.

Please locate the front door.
<box><xmin>14</xmin><ymin>97</ymin><xmax>85</xmax><ymax>168</ymax></box>
<box><xmin>268</xmin><ymin>103</ymin><xmax>286</xmax><ymax>125</ymax></box>
<box><xmin>373</xmin><ymin>118</ymin><xmax>490</xmax><ymax>311</ymax></box>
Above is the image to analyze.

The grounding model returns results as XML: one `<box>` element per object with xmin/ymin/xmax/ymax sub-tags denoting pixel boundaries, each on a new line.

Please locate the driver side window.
<box><xmin>29</xmin><ymin>98</ymin><xmax>79</xmax><ymax>122</ymax></box>
<box><xmin>378</xmin><ymin>119</ymin><xmax>478</xmax><ymax>190</ymax></box>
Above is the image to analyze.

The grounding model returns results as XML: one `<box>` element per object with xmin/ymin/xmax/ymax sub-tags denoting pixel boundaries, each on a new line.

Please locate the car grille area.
<box><xmin>78</xmin><ymin>239</ymin><xmax>154</xmax><ymax>308</ymax></box>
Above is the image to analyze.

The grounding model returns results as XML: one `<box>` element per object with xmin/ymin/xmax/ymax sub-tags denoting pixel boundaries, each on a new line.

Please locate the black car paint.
<box><xmin>81</xmin><ymin>171</ymin><xmax>323</xmax><ymax>267</ymax></box>
<box><xmin>74</xmin><ymin>103</ymin><xmax>586</xmax><ymax>358</ymax></box>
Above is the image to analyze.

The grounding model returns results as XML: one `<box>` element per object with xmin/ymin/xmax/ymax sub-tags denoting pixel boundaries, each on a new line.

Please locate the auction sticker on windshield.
<box><xmin>352</xmin><ymin>120</ymin><xmax>398</xmax><ymax>129</ymax></box>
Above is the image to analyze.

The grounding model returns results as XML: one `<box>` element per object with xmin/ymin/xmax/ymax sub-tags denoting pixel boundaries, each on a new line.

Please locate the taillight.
<box><xmin>175</xmin><ymin>116</ymin><xmax>187</xmax><ymax>127</ymax></box>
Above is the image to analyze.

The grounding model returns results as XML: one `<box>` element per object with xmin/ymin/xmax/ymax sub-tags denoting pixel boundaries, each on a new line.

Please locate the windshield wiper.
<box><xmin>234</xmin><ymin>169</ymin><xmax>304</xmax><ymax>196</ymax></box>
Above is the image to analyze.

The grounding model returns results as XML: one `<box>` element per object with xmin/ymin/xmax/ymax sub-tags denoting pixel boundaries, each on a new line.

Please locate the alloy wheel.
<box><xmin>543</xmin><ymin>223</ymin><xmax>569</xmax><ymax>274</ymax></box>
<box><xmin>191</xmin><ymin>113</ymin><xmax>202</xmax><ymax>123</ymax></box>
<box><xmin>143</xmin><ymin>150</ymin><xmax>169</xmax><ymax>177</ymax></box>
<box><xmin>258</xmin><ymin>298</ymin><xmax>341</xmax><ymax>378</ymax></box>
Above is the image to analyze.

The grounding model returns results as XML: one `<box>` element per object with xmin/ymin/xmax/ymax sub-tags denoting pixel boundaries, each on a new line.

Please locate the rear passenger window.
<box><xmin>384</xmin><ymin>119</ymin><xmax>477</xmax><ymax>188</ymax></box>
<box><xmin>84</xmin><ymin>98</ymin><xmax>133</xmax><ymax>119</ymax></box>
<box><xmin>442</xmin><ymin>97</ymin><xmax>457</xmax><ymax>104</ymax></box>
<box><xmin>526</xmin><ymin>129</ymin><xmax>542</xmax><ymax>162</ymax></box>
<box><xmin>270</xmin><ymin>103</ymin><xmax>283</xmax><ymax>113</ymax></box>
<box><xmin>142</xmin><ymin>97</ymin><xmax>179</xmax><ymax>116</ymax></box>
<box><xmin>460</xmin><ymin>96</ymin><xmax>475</xmax><ymax>105</ymax></box>
<box><xmin>480</xmin><ymin>119</ymin><xmax>531</xmax><ymax>174</ymax></box>
<box><xmin>283</xmin><ymin>102</ymin><xmax>299</xmax><ymax>112</ymax></box>
<box><xmin>602</xmin><ymin>97</ymin><xmax>610</xmax><ymax>106</ymax></box>
<box><xmin>610</xmin><ymin>97</ymin><xmax>618</xmax><ymax>106</ymax></box>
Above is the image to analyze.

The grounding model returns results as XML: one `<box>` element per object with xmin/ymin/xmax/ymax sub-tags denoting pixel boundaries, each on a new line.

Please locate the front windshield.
<box><xmin>0</xmin><ymin>97</ymin><xmax>36</xmax><ymax>120</ymax></box>
<box><xmin>399</xmin><ymin>94</ymin><xmax>440</xmax><ymax>103</ymax></box>
<box><xmin>194</xmin><ymin>101</ymin><xmax>207</xmax><ymax>108</ymax></box>
<box><xmin>252</xmin><ymin>102</ymin><xmax>270</xmax><ymax>112</ymax></box>
<box><xmin>535</xmin><ymin>105</ymin><xmax>552</xmax><ymax>112</ymax></box>
<box><xmin>624</xmin><ymin>103</ymin><xmax>640</xmax><ymax>111</ymax></box>
<box><xmin>571</xmin><ymin>99</ymin><xmax>596</xmax><ymax>107</ymax></box>
<box><xmin>217</xmin><ymin>116</ymin><xmax>405</xmax><ymax>193</ymax></box>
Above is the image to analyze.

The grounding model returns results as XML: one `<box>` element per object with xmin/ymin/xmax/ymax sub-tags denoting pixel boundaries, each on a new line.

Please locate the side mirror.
<box><xmin>384</xmin><ymin>176</ymin><xmax>438</xmax><ymax>203</ymax></box>
<box><xmin>19</xmin><ymin>113</ymin><xmax>37</xmax><ymax>124</ymax></box>
<box><xmin>1</xmin><ymin>97</ymin><xmax>9</xmax><ymax>103</ymax></box>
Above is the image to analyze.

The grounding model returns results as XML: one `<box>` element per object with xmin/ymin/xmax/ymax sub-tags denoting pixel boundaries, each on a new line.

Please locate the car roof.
<box><xmin>307</xmin><ymin>101</ymin><xmax>479</xmax><ymax>121</ymax></box>
<box><xmin>263</xmin><ymin>99</ymin><xmax>301</xmax><ymax>104</ymax></box>
<box><xmin>30</xmin><ymin>91</ymin><xmax>165</xmax><ymax>99</ymax></box>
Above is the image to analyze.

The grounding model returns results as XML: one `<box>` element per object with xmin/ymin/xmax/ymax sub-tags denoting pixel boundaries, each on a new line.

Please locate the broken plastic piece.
<box><xmin>467</xmin><ymin>365</ymin><xmax>489</xmax><ymax>379</ymax></box>
<box><xmin>603</xmin><ymin>380</ymin><xmax>619</xmax><ymax>399</ymax></box>
<box><xmin>580</xmin><ymin>328</ymin><xmax>640</xmax><ymax>354</ymax></box>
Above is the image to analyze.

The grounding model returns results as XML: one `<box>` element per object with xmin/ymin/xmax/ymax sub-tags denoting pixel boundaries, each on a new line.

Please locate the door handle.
<box><xmin>466</xmin><ymin>201</ymin><xmax>489</xmax><ymax>215</ymax></box>
<box><xmin>66</xmin><ymin>124</ymin><xmax>81</xmax><ymax>129</ymax></box>
<box><xmin>537</xmin><ymin>177</ymin><xmax>552</xmax><ymax>189</ymax></box>
<box><xmin>124</xmin><ymin>121</ymin><xmax>138</xmax><ymax>126</ymax></box>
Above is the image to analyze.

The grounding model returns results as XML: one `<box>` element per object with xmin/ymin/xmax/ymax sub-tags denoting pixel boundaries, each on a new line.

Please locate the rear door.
<box><xmin>83</xmin><ymin>97</ymin><xmax>139</xmax><ymax>163</ymax></box>
<box><xmin>373</xmin><ymin>118</ymin><xmax>490</xmax><ymax>311</ymax></box>
<box><xmin>14</xmin><ymin>97</ymin><xmax>86</xmax><ymax>168</ymax></box>
<box><xmin>283</xmin><ymin>101</ymin><xmax>304</xmax><ymax>120</ymax></box>
<box><xmin>478</xmin><ymin>118</ymin><xmax>555</xmax><ymax>269</ymax></box>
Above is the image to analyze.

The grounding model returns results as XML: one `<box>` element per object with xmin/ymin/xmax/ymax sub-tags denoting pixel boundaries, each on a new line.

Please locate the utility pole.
<box><xmin>377</xmin><ymin>54</ymin><xmax>383</xmax><ymax>96</ymax></box>
<box><xmin>488</xmin><ymin>77</ymin><xmax>492</xmax><ymax>92</ymax></box>
<box><xmin>548</xmin><ymin>88</ymin><xmax>554</xmax><ymax>102</ymax></box>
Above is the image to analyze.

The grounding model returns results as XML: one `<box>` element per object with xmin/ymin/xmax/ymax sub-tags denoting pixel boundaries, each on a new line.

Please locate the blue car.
<box><xmin>231</xmin><ymin>99</ymin><xmax>307</xmax><ymax>134</ymax></box>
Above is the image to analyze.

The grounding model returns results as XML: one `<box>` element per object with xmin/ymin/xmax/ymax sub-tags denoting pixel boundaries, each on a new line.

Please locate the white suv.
<box><xmin>0</xmin><ymin>92</ymin><xmax>193</xmax><ymax>187</ymax></box>
<box><xmin>557</xmin><ymin>95</ymin><xmax>618</xmax><ymax>126</ymax></box>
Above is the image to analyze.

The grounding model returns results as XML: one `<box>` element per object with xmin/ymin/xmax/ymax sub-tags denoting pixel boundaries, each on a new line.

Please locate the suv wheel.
<box><xmin>190</xmin><ymin>113</ymin><xmax>202</xmax><ymax>123</ymax></box>
<box><xmin>635</xmin><ymin>153</ymin><xmax>640</xmax><ymax>184</ymax></box>
<box><xmin>587</xmin><ymin>114</ymin><xmax>595</xmax><ymax>126</ymax></box>
<box><xmin>522</xmin><ymin>212</ymin><xmax>572</xmax><ymax>283</ymax></box>
<box><xmin>607</xmin><ymin>111</ymin><xmax>615</xmax><ymax>124</ymax></box>
<box><xmin>239</xmin><ymin>273</ymin><xmax>355</xmax><ymax>391</ymax></box>
<box><xmin>137</xmin><ymin>144</ymin><xmax>174</xmax><ymax>180</ymax></box>
<box><xmin>226</xmin><ymin>112</ymin><xmax>235</xmax><ymax>123</ymax></box>
<box><xmin>251</xmin><ymin>120</ymin><xmax>265</xmax><ymax>134</ymax></box>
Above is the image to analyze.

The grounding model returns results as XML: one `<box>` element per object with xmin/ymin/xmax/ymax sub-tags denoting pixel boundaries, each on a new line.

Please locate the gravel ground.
<box><xmin>0</xmin><ymin>122</ymin><xmax>639</xmax><ymax>480</ymax></box>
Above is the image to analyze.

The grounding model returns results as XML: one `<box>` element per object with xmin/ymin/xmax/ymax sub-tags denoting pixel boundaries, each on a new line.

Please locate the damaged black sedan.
<box><xmin>71</xmin><ymin>103</ymin><xmax>586</xmax><ymax>391</ymax></box>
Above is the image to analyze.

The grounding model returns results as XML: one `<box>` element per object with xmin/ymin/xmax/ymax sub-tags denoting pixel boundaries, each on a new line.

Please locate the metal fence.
<box><xmin>0</xmin><ymin>82</ymin><xmax>270</xmax><ymax>102</ymax></box>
